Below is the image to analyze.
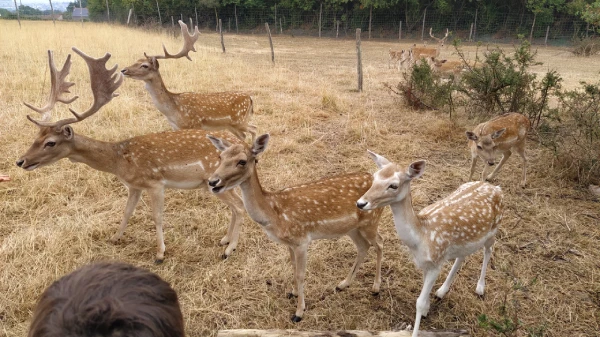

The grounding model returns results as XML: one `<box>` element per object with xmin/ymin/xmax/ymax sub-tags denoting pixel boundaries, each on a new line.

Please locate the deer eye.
<box><xmin>388</xmin><ymin>184</ymin><xmax>398</xmax><ymax>190</ymax></box>
<box><xmin>476</xmin><ymin>145</ymin><xmax>483</xmax><ymax>150</ymax></box>
<box><xmin>141</xmin><ymin>64</ymin><xmax>149</xmax><ymax>69</ymax></box>
<box><xmin>237</xmin><ymin>160</ymin><xmax>247</xmax><ymax>166</ymax></box>
<box><xmin>45</xmin><ymin>141</ymin><xmax>56</xmax><ymax>148</ymax></box>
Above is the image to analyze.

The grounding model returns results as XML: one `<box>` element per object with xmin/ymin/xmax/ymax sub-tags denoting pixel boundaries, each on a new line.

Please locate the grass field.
<box><xmin>1</xmin><ymin>20</ymin><xmax>599</xmax><ymax>337</ymax></box>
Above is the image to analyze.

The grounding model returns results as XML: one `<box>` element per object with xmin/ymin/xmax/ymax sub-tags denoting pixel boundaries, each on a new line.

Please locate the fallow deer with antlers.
<box><xmin>207</xmin><ymin>134</ymin><xmax>384</xmax><ymax>322</ymax></box>
<box><xmin>466</xmin><ymin>112</ymin><xmax>530</xmax><ymax>186</ymax></box>
<box><xmin>17</xmin><ymin>48</ymin><xmax>246</xmax><ymax>263</ymax></box>
<box><xmin>122</xmin><ymin>21</ymin><xmax>257</xmax><ymax>141</ymax></box>
<box><xmin>410</xmin><ymin>28</ymin><xmax>450</xmax><ymax>66</ymax></box>
<box><xmin>357</xmin><ymin>152</ymin><xmax>503</xmax><ymax>337</ymax></box>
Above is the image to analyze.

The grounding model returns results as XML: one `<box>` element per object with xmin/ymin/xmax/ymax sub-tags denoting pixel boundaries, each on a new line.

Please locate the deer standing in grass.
<box><xmin>122</xmin><ymin>20</ymin><xmax>257</xmax><ymax>141</ymax></box>
<box><xmin>207</xmin><ymin>134</ymin><xmax>384</xmax><ymax>322</ymax></box>
<box><xmin>388</xmin><ymin>49</ymin><xmax>411</xmax><ymax>71</ymax></box>
<box><xmin>466</xmin><ymin>113</ymin><xmax>530</xmax><ymax>186</ymax></box>
<box><xmin>16</xmin><ymin>48</ymin><xmax>245</xmax><ymax>263</ymax></box>
<box><xmin>356</xmin><ymin>152</ymin><xmax>503</xmax><ymax>337</ymax></box>
<box><xmin>409</xmin><ymin>28</ymin><xmax>449</xmax><ymax>65</ymax></box>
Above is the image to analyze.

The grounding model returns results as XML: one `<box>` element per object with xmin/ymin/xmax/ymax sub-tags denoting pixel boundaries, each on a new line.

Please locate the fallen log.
<box><xmin>217</xmin><ymin>329</ymin><xmax>469</xmax><ymax>337</ymax></box>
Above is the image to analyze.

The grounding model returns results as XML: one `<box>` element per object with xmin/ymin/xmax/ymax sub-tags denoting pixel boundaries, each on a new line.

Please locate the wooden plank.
<box><xmin>217</xmin><ymin>329</ymin><xmax>469</xmax><ymax>337</ymax></box>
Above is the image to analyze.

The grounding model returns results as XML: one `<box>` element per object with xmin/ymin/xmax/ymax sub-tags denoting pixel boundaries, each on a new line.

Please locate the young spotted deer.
<box><xmin>388</xmin><ymin>49</ymin><xmax>411</xmax><ymax>70</ymax></box>
<box><xmin>122</xmin><ymin>20</ymin><xmax>257</xmax><ymax>141</ymax></box>
<box><xmin>357</xmin><ymin>152</ymin><xmax>503</xmax><ymax>337</ymax></box>
<box><xmin>207</xmin><ymin>134</ymin><xmax>384</xmax><ymax>322</ymax></box>
<box><xmin>466</xmin><ymin>112</ymin><xmax>530</xmax><ymax>186</ymax></box>
<box><xmin>17</xmin><ymin>48</ymin><xmax>245</xmax><ymax>263</ymax></box>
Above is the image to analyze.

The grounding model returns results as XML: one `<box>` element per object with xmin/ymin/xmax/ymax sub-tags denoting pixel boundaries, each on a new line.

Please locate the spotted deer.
<box><xmin>207</xmin><ymin>134</ymin><xmax>384</xmax><ymax>322</ymax></box>
<box><xmin>121</xmin><ymin>20</ymin><xmax>257</xmax><ymax>141</ymax></box>
<box><xmin>388</xmin><ymin>49</ymin><xmax>411</xmax><ymax>70</ymax></box>
<box><xmin>427</xmin><ymin>57</ymin><xmax>465</xmax><ymax>78</ymax></box>
<box><xmin>466</xmin><ymin>112</ymin><xmax>530</xmax><ymax>186</ymax></box>
<box><xmin>356</xmin><ymin>152</ymin><xmax>503</xmax><ymax>337</ymax></box>
<box><xmin>409</xmin><ymin>28</ymin><xmax>450</xmax><ymax>66</ymax></box>
<box><xmin>16</xmin><ymin>48</ymin><xmax>245</xmax><ymax>263</ymax></box>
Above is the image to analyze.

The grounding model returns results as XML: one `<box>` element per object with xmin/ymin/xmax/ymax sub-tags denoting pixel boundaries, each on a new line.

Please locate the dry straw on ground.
<box><xmin>1</xmin><ymin>21</ymin><xmax>599</xmax><ymax>337</ymax></box>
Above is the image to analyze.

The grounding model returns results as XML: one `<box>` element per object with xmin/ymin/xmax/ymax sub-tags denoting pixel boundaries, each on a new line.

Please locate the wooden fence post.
<box><xmin>79</xmin><ymin>0</ymin><xmax>83</xmax><ymax>26</ymax></box>
<box><xmin>105</xmin><ymin>0</ymin><xmax>110</xmax><ymax>22</ymax></box>
<box><xmin>399</xmin><ymin>20</ymin><xmax>402</xmax><ymax>40</ymax></box>
<box><xmin>280</xmin><ymin>18</ymin><xmax>282</xmax><ymax>34</ymax></box>
<box><xmin>266</xmin><ymin>23</ymin><xmax>274</xmax><ymax>63</ymax></box>
<box><xmin>195</xmin><ymin>6</ymin><xmax>198</xmax><ymax>29</ymax></box>
<box><xmin>368</xmin><ymin>5</ymin><xmax>372</xmax><ymax>39</ymax></box>
<box><xmin>336</xmin><ymin>20</ymin><xmax>339</xmax><ymax>38</ymax></box>
<box><xmin>356</xmin><ymin>28</ymin><xmax>363</xmax><ymax>92</ymax></box>
<box><xmin>155</xmin><ymin>0</ymin><xmax>161</xmax><ymax>26</ymax></box>
<box><xmin>530</xmin><ymin>13</ymin><xmax>537</xmax><ymax>42</ymax></box>
<box><xmin>13</xmin><ymin>0</ymin><xmax>21</xmax><ymax>28</ymax></box>
<box><xmin>235</xmin><ymin>5</ymin><xmax>238</xmax><ymax>33</ymax></box>
<box><xmin>127</xmin><ymin>8</ymin><xmax>133</xmax><ymax>25</ymax></box>
<box><xmin>220</xmin><ymin>19</ymin><xmax>225</xmax><ymax>53</ymax></box>
<box><xmin>473</xmin><ymin>8</ymin><xmax>477</xmax><ymax>40</ymax></box>
<box><xmin>274</xmin><ymin>4</ymin><xmax>277</xmax><ymax>33</ymax></box>
<box><xmin>49</xmin><ymin>0</ymin><xmax>55</xmax><ymax>26</ymax></box>
<box><xmin>319</xmin><ymin>2</ymin><xmax>323</xmax><ymax>38</ymax></box>
<box><xmin>421</xmin><ymin>8</ymin><xmax>426</xmax><ymax>40</ymax></box>
<box><xmin>544</xmin><ymin>25</ymin><xmax>550</xmax><ymax>46</ymax></box>
<box><xmin>469</xmin><ymin>23</ymin><xmax>473</xmax><ymax>41</ymax></box>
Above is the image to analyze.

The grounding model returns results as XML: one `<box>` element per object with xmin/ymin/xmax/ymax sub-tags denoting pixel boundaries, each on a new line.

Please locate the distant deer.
<box><xmin>357</xmin><ymin>152</ymin><xmax>503</xmax><ymax>337</ymax></box>
<box><xmin>28</xmin><ymin>262</ymin><xmax>184</xmax><ymax>337</ymax></box>
<box><xmin>122</xmin><ymin>20</ymin><xmax>257</xmax><ymax>141</ymax></box>
<box><xmin>388</xmin><ymin>49</ymin><xmax>411</xmax><ymax>71</ymax></box>
<box><xmin>17</xmin><ymin>48</ymin><xmax>245</xmax><ymax>263</ymax></box>
<box><xmin>410</xmin><ymin>28</ymin><xmax>450</xmax><ymax>65</ymax></box>
<box><xmin>466</xmin><ymin>113</ymin><xmax>530</xmax><ymax>186</ymax></box>
<box><xmin>207</xmin><ymin>134</ymin><xmax>384</xmax><ymax>322</ymax></box>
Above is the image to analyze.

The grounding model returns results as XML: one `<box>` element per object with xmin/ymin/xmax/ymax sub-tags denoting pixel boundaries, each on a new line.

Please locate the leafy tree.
<box><xmin>19</xmin><ymin>5</ymin><xmax>42</xmax><ymax>15</ymax></box>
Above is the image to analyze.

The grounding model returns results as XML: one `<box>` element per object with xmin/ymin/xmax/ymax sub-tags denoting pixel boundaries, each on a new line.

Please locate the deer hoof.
<box><xmin>154</xmin><ymin>258</ymin><xmax>164</xmax><ymax>265</ymax></box>
<box><xmin>287</xmin><ymin>292</ymin><xmax>298</xmax><ymax>299</ymax></box>
<box><xmin>291</xmin><ymin>315</ymin><xmax>302</xmax><ymax>323</ymax></box>
<box><xmin>335</xmin><ymin>286</ymin><xmax>344</xmax><ymax>292</ymax></box>
<box><xmin>221</xmin><ymin>253</ymin><xmax>229</xmax><ymax>260</ymax></box>
<box><xmin>371</xmin><ymin>291</ymin><xmax>380</xmax><ymax>297</ymax></box>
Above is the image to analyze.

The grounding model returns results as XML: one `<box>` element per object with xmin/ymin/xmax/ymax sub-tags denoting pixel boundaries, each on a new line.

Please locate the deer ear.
<box><xmin>367</xmin><ymin>150</ymin><xmax>391</xmax><ymax>169</ymax></box>
<box><xmin>491</xmin><ymin>128</ymin><xmax>506</xmax><ymax>139</ymax></box>
<box><xmin>207</xmin><ymin>135</ymin><xmax>231</xmax><ymax>152</ymax></box>
<box><xmin>62</xmin><ymin>125</ymin><xmax>74</xmax><ymax>140</ymax></box>
<box><xmin>251</xmin><ymin>134</ymin><xmax>270</xmax><ymax>156</ymax></box>
<box><xmin>407</xmin><ymin>160</ymin><xmax>426</xmax><ymax>179</ymax></box>
<box><xmin>466</xmin><ymin>131</ymin><xmax>478</xmax><ymax>141</ymax></box>
<box><xmin>150</xmin><ymin>57</ymin><xmax>159</xmax><ymax>69</ymax></box>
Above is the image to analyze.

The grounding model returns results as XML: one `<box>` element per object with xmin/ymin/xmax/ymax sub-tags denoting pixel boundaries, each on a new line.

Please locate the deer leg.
<box><xmin>516</xmin><ymin>143</ymin><xmax>527</xmax><ymax>186</ymax></box>
<box><xmin>435</xmin><ymin>257</ymin><xmax>464</xmax><ymax>299</ymax></box>
<box><xmin>148</xmin><ymin>187</ymin><xmax>166</xmax><ymax>264</ymax></box>
<box><xmin>486</xmin><ymin>150</ymin><xmax>511</xmax><ymax>181</ymax></box>
<box><xmin>476</xmin><ymin>237</ymin><xmax>495</xmax><ymax>296</ymax></box>
<box><xmin>412</xmin><ymin>267</ymin><xmax>441</xmax><ymax>337</ymax></box>
<box><xmin>291</xmin><ymin>245</ymin><xmax>308</xmax><ymax>322</ymax></box>
<box><xmin>287</xmin><ymin>246</ymin><xmax>298</xmax><ymax>298</ymax></box>
<box><xmin>336</xmin><ymin>229</ymin><xmax>369</xmax><ymax>292</ymax></box>
<box><xmin>469</xmin><ymin>155</ymin><xmax>478</xmax><ymax>181</ymax></box>
<box><xmin>359</xmin><ymin>227</ymin><xmax>383</xmax><ymax>294</ymax></box>
<box><xmin>110</xmin><ymin>188</ymin><xmax>142</xmax><ymax>243</ymax></box>
<box><xmin>214</xmin><ymin>189</ymin><xmax>245</xmax><ymax>258</ymax></box>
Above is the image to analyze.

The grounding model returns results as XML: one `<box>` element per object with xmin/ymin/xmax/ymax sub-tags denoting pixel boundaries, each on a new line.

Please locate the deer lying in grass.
<box><xmin>427</xmin><ymin>57</ymin><xmax>465</xmax><ymax>78</ymax></box>
<box><xmin>28</xmin><ymin>262</ymin><xmax>185</xmax><ymax>337</ymax></box>
<box><xmin>207</xmin><ymin>134</ymin><xmax>384</xmax><ymax>322</ymax></box>
<box><xmin>466</xmin><ymin>112</ymin><xmax>530</xmax><ymax>186</ymax></box>
<box><xmin>122</xmin><ymin>20</ymin><xmax>257</xmax><ymax>141</ymax></box>
<box><xmin>357</xmin><ymin>152</ymin><xmax>503</xmax><ymax>337</ymax></box>
<box><xmin>17</xmin><ymin>48</ymin><xmax>245</xmax><ymax>263</ymax></box>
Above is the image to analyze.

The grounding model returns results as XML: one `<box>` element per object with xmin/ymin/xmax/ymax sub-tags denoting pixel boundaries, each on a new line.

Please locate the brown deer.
<box><xmin>17</xmin><ymin>48</ymin><xmax>245</xmax><ymax>263</ymax></box>
<box><xmin>357</xmin><ymin>152</ymin><xmax>503</xmax><ymax>337</ymax></box>
<box><xmin>466</xmin><ymin>113</ymin><xmax>530</xmax><ymax>186</ymax></box>
<box><xmin>410</xmin><ymin>28</ymin><xmax>449</xmax><ymax>64</ymax></box>
<box><xmin>427</xmin><ymin>57</ymin><xmax>465</xmax><ymax>78</ymax></box>
<box><xmin>28</xmin><ymin>262</ymin><xmax>184</xmax><ymax>337</ymax></box>
<box><xmin>122</xmin><ymin>20</ymin><xmax>257</xmax><ymax>141</ymax></box>
<box><xmin>207</xmin><ymin>134</ymin><xmax>384</xmax><ymax>322</ymax></box>
<box><xmin>388</xmin><ymin>49</ymin><xmax>411</xmax><ymax>70</ymax></box>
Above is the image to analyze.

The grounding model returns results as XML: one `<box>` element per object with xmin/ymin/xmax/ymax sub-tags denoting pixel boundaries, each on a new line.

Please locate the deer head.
<box><xmin>466</xmin><ymin>129</ymin><xmax>507</xmax><ymax>166</ymax></box>
<box><xmin>17</xmin><ymin>48</ymin><xmax>122</xmax><ymax>171</ymax></box>
<box><xmin>429</xmin><ymin>28</ymin><xmax>450</xmax><ymax>47</ymax></box>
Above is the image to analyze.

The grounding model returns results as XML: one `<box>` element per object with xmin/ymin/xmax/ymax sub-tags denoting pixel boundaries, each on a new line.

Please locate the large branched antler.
<box><xmin>145</xmin><ymin>20</ymin><xmax>199</xmax><ymax>61</ymax></box>
<box><xmin>26</xmin><ymin>47</ymin><xmax>123</xmax><ymax>129</ymax></box>
<box><xmin>23</xmin><ymin>50</ymin><xmax>79</xmax><ymax>122</ymax></box>
<box><xmin>429</xmin><ymin>28</ymin><xmax>450</xmax><ymax>44</ymax></box>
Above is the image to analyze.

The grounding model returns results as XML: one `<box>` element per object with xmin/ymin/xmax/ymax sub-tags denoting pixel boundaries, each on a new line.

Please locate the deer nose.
<box><xmin>208</xmin><ymin>179</ymin><xmax>220</xmax><ymax>187</ymax></box>
<box><xmin>16</xmin><ymin>159</ymin><xmax>24</xmax><ymax>167</ymax></box>
<box><xmin>488</xmin><ymin>161</ymin><xmax>495</xmax><ymax>166</ymax></box>
<box><xmin>356</xmin><ymin>201</ymin><xmax>368</xmax><ymax>209</ymax></box>
<box><xmin>121</xmin><ymin>69</ymin><xmax>127</xmax><ymax>74</ymax></box>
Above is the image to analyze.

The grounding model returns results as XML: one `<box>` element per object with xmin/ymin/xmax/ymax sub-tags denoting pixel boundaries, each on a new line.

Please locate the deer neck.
<box><xmin>69</xmin><ymin>134</ymin><xmax>121</xmax><ymax>174</ymax></box>
<box><xmin>388</xmin><ymin>188</ymin><xmax>424</xmax><ymax>251</ymax></box>
<box><xmin>238</xmin><ymin>165</ymin><xmax>277</xmax><ymax>227</ymax></box>
<box><xmin>143</xmin><ymin>74</ymin><xmax>180</xmax><ymax>127</ymax></box>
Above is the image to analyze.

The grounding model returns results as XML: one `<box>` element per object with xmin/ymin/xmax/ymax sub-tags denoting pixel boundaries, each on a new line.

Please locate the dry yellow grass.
<box><xmin>1</xmin><ymin>20</ymin><xmax>599</xmax><ymax>337</ymax></box>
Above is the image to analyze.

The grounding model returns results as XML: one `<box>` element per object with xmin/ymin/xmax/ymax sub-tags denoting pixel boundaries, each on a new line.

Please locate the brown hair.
<box><xmin>28</xmin><ymin>262</ymin><xmax>184</xmax><ymax>337</ymax></box>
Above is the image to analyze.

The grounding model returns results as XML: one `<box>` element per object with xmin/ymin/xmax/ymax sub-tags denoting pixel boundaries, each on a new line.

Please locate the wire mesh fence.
<box><xmin>3</xmin><ymin>5</ymin><xmax>597</xmax><ymax>46</ymax></box>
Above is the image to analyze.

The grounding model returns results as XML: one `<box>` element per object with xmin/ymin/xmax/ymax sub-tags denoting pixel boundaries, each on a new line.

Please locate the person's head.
<box><xmin>28</xmin><ymin>262</ymin><xmax>184</xmax><ymax>337</ymax></box>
